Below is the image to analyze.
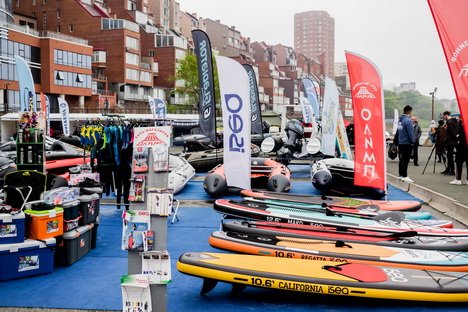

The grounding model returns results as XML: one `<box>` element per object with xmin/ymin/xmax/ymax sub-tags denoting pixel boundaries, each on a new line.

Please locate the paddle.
<box><xmin>234</xmin><ymin>220</ymin><xmax>419</xmax><ymax>239</ymax></box>
<box><xmin>239</xmin><ymin>199</ymin><xmax>405</xmax><ymax>223</ymax></box>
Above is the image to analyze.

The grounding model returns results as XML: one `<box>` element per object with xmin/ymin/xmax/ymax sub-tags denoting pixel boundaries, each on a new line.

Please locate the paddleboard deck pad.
<box><xmin>177</xmin><ymin>252</ymin><xmax>468</xmax><ymax>302</ymax></box>
<box><xmin>209</xmin><ymin>230</ymin><xmax>468</xmax><ymax>271</ymax></box>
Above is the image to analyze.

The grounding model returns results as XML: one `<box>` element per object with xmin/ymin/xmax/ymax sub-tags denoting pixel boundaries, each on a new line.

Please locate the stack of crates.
<box><xmin>42</xmin><ymin>187</ymin><xmax>93</xmax><ymax>266</ymax></box>
<box><xmin>0</xmin><ymin>208</ymin><xmax>56</xmax><ymax>281</ymax></box>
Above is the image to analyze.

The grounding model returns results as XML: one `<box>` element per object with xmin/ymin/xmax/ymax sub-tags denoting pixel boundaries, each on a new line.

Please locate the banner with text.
<box><xmin>302</xmin><ymin>78</ymin><xmax>320</xmax><ymax>118</ymax></box>
<box><xmin>192</xmin><ymin>29</ymin><xmax>217</xmax><ymax>144</ymax></box>
<box><xmin>242</xmin><ymin>64</ymin><xmax>263</xmax><ymax>135</ymax></box>
<box><xmin>320</xmin><ymin>77</ymin><xmax>339</xmax><ymax>156</ymax></box>
<box><xmin>15</xmin><ymin>56</ymin><xmax>36</xmax><ymax>112</ymax></box>
<box><xmin>215</xmin><ymin>55</ymin><xmax>251</xmax><ymax>190</ymax></box>
<box><xmin>40</xmin><ymin>92</ymin><xmax>50</xmax><ymax>133</ymax></box>
<box><xmin>428</xmin><ymin>0</ymin><xmax>468</xmax><ymax>142</ymax></box>
<box><xmin>346</xmin><ymin>51</ymin><xmax>386</xmax><ymax>191</ymax></box>
<box><xmin>58</xmin><ymin>98</ymin><xmax>70</xmax><ymax>137</ymax></box>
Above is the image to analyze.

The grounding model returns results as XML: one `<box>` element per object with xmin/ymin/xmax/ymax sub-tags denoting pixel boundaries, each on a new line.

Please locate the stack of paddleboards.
<box><xmin>177</xmin><ymin>190</ymin><xmax>468</xmax><ymax>302</ymax></box>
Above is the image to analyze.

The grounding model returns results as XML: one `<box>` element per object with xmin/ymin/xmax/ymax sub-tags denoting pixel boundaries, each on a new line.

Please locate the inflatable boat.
<box><xmin>311</xmin><ymin>158</ymin><xmax>386</xmax><ymax>198</ymax></box>
<box><xmin>168</xmin><ymin>155</ymin><xmax>195</xmax><ymax>194</ymax></box>
<box><xmin>186</xmin><ymin>144</ymin><xmax>261</xmax><ymax>172</ymax></box>
<box><xmin>203</xmin><ymin>157</ymin><xmax>291</xmax><ymax>197</ymax></box>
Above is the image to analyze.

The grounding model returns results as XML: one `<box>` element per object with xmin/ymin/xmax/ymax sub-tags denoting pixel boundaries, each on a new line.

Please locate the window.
<box><xmin>126</xmin><ymin>52</ymin><xmax>139</xmax><ymax>66</ymax></box>
<box><xmin>126</xmin><ymin>68</ymin><xmax>139</xmax><ymax>80</ymax></box>
<box><xmin>125</xmin><ymin>36</ymin><xmax>139</xmax><ymax>50</ymax></box>
<box><xmin>56</xmin><ymin>9</ymin><xmax>61</xmax><ymax>18</ymax></box>
<box><xmin>56</xmin><ymin>71</ymin><xmax>65</xmax><ymax>80</ymax></box>
<box><xmin>69</xmin><ymin>24</ymin><xmax>74</xmax><ymax>32</ymax></box>
<box><xmin>76</xmin><ymin>74</ymin><xmax>84</xmax><ymax>83</ymax></box>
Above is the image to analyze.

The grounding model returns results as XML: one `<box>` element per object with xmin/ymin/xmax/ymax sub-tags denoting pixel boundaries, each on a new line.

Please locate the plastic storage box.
<box><xmin>55</xmin><ymin>223</ymin><xmax>93</xmax><ymax>266</ymax></box>
<box><xmin>91</xmin><ymin>216</ymin><xmax>99</xmax><ymax>249</ymax></box>
<box><xmin>61</xmin><ymin>200</ymin><xmax>81</xmax><ymax>232</ymax></box>
<box><xmin>24</xmin><ymin>207</ymin><xmax>64</xmax><ymax>240</ymax></box>
<box><xmin>0</xmin><ymin>212</ymin><xmax>25</xmax><ymax>244</ymax></box>
<box><xmin>78</xmin><ymin>193</ymin><xmax>100</xmax><ymax>225</ymax></box>
<box><xmin>0</xmin><ymin>238</ymin><xmax>56</xmax><ymax>281</ymax></box>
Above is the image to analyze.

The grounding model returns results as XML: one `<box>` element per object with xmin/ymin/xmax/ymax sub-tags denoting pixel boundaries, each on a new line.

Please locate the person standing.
<box><xmin>411</xmin><ymin>116</ymin><xmax>422</xmax><ymax>166</ymax></box>
<box><xmin>450</xmin><ymin>119</ymin><xmax>468</xmax><ymax>185</ymax></box>
<box><xmin>442</xmin><ymin>111</ymin><xmax>457</xmax><ymax>175</ymax></box>
<box><xmin>435</xmin><ymin>119</ymin><xmax>447</xmax><ymax>164</ymax></box>
<box><xmin>397</xmin><ymin>105</ymin><xmax>416</xmax><ymax>183</ymax></box>
<box><xmin>429</xmin><ymin>120</ymin><xmax>437</xmax><ymax>143</ymax></box>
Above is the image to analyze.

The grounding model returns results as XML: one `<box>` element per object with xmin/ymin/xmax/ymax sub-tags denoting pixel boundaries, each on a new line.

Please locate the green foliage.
<box><xmin>172</xmin><ymin>52</ymin><xmax>221</xmax><ymax>109</ymax></box>
<box><xmin>384</xmin><ymin>90</ymin><xmax>446</xmax><ymax>127</ymax></box>
<box><xmin>173</xmin><ymin>53</ymin><xmax>199</xmax><ymax>107</ymax></box>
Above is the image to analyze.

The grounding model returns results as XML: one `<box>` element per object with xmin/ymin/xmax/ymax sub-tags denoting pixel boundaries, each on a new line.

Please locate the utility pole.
<box><xmin>430</xmin><ymin>87</ymin><xmax>437</xmax><ymax>121</ymax></box>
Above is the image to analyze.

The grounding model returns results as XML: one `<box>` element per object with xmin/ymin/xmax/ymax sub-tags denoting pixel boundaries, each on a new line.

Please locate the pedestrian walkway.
<box><xmin>387</xmin><ymin>145</ymin><xmax>468</xmax><ymax>227</ymax></box>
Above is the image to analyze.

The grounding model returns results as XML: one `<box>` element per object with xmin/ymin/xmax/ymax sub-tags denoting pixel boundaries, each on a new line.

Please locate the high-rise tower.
<box><xmin>294</xmin><ymin>10</ymin><xmax>335</xmax><ymax>78</ymax></box>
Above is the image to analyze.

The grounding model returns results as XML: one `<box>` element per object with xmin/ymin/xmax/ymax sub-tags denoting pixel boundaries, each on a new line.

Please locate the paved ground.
<box><xmin>386</xmin><ymin>144</ymin><xmax>468</xmax><ymax>227</ymax></box>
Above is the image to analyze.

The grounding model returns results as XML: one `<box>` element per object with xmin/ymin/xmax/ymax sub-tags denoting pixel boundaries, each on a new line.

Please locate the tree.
<box><xmin>172</xmin><ymin>52</ymin><xmax>221</xmax><ymax>109</ymax></box>
<box><xmin>173</xmin><ymin>53</ymin><xmax>199</xmax><ymax>107</ymax></box>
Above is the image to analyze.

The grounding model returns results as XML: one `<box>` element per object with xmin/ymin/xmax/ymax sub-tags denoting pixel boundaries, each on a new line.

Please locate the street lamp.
<box><xmin>430</xmin><ymin>87</ymin><xmax>437</xmax><ymax>121</ymax></box>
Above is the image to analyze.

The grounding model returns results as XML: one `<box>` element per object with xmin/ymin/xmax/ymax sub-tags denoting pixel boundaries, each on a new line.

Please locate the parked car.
<box><xmin>0</xmin><ymin>137</ymin><xmax>90</xmax><ymax>186</ymax></box>
<box><xmin>0</xmin><ymin>136</ymin><xmax>85</xmax><ymax>162</ymax></box>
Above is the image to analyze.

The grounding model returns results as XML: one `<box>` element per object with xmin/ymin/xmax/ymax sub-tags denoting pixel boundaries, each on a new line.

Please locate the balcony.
<box><xmin>155</xmin><ymin>34</ymin><xmax>187</xmax><ymax>49</ymax></box>
<box><xmin>128</xmin><ymin>10</ymin><xmax>148</xmax><ymax>25</ymax></box>
<box><xmin>102</xmin><ymin>18</ymin><xmax>139</xmax><ymax>33</ymax></box>
<box><xmin>3</xmin><ymin>23</ymin><xmax>88</xmax><ymax>45</ymax></box>
<box><xmin>141</xmin><ymin>24</ymin><xmax>158</xmax><ymax>34</ymax></box>
<box><xmin>92</xmin><ymin>73</ymin><xmax>108</xmax><ymax>81</ymax></box>
<box><xmin>92</xmin><ymin>50</ymin><xmax>107</xmax><ymax>64</ymax></box>
<box><xmin>41</xmin><ymin>30</ymin><xmax>88</xmax><ymax>45</ymax></box>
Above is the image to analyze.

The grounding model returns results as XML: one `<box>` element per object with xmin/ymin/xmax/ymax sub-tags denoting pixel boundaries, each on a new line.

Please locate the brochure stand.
<box><xmin>128</xmin><ymin>149</ymin><xmax>168</xmax><ymax>312</ymax></box>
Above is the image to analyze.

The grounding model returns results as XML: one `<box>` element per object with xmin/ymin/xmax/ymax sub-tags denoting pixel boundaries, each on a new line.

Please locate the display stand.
<box><xmin>16</xmin><ymin>125</ymin><xmax>45</xmax><ymax>173</ymax></box>
<box><xmin>128</xmin><ymin>149</ymin><xmax>168</xmax><ymax>311</ymax></box>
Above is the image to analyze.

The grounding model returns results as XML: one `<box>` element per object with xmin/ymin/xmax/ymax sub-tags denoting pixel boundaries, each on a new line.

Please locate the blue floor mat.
<box><xmin>0</xmin><ymin>181</ymin><xmax>438</xmax><ymax>311</ymax></box>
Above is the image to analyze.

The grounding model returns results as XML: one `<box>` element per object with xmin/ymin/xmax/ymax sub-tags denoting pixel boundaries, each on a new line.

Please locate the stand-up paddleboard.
<box><xmin>214</xmin><ymin>200</ymin><xmax>466</xmax><ymax>237</ymax></box>
<box><xmin>209</xmin><ymin>230</ymin><xmax>468</xmax><ymax>272</ymax></box>
<box><xmin>222</xmin><ymin>220</ymin><xmax>468</xmax><ymax>251</ymax></box>
<box><xmin>241</xmin><ymin>197</ymin><xmax>431</xmax><ymax>220</ymax></box>
<box><xmin>240</xmin><ymin>190</ymin><xmax>422</xmax><ymax>212</ymax></box>
<box><xmin>177</xmin><ymin>252</ymin><xmax>468</xmax><ymax>302</ymax></box>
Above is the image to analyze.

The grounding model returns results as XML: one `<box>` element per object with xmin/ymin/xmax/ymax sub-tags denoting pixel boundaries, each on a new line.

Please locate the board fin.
<box><xmin>200</xmin><ymin>278</ymin><xmax>218</xmax><ymax>295</ymax></box>
<box><xmin>231</xmin><ymin>283</ymin><xmax>247</xmax><ymax>295</ymax></box>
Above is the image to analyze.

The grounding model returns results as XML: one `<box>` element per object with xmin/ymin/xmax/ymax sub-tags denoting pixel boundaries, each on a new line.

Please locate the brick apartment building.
<box><xmin>1</xmin><ymin>1</ymin><xmax>95</xmax><ymax>114</ymax></box>
<box><xmin>2</xmin><ymin>0</ymin><xmax>339</xmax><ymax>118</ymax></box>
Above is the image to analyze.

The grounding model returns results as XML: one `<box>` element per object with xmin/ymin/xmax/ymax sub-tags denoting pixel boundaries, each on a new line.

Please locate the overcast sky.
<box><xmin>177</xmin><ymin>0</ymin><xmax>455</xmax><ymax>100</ymax></box>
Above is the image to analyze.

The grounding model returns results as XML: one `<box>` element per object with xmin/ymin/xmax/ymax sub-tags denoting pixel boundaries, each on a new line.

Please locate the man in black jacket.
<box><xmin>442</xmin><ymin>111</ymin><xmax>457</xmax><ymax>175</ymax></box>
<box><xmin>411</xmin><ymin>116</ymin><xmax>422</xmax><ymax>166</ymax></box>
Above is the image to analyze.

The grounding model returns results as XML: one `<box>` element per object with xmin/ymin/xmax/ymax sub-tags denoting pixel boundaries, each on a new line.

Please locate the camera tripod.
<box><xmin>422</xmin><ymin>144</ymin><xmax>446</xmax><ymax>175</ymax></box>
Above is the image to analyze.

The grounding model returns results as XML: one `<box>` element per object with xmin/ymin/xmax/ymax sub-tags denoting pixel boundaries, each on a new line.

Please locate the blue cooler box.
<box><xmin>0</xmin><ymin>238</ymin><xmax>56</xmax><ymax>281</ymax></box>
<box><xmin>0</xmin><ymin>212</ymin><xmax>25</xmax><ymax>244</ymax></box>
